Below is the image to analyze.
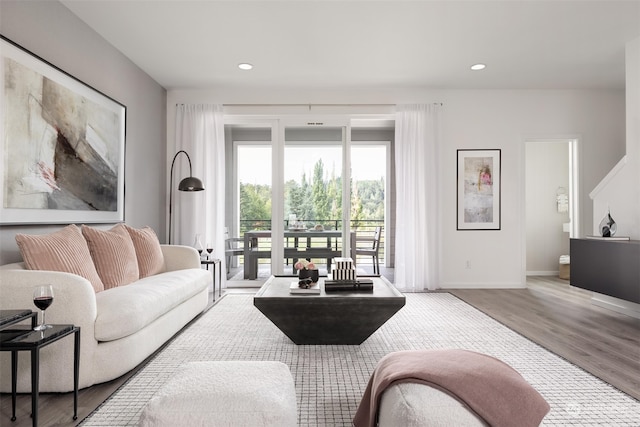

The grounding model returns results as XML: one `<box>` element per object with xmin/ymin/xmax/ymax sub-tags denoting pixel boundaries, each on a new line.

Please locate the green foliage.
<box><xmin>327</xmin><ymin>166</ymin><xmax>342</xmax><ymax>222</ymax></box>
<box><xmin>240</xmin><ymin>183</ymin><xmax>271</xmax><ymax>223</ymax></box>
<box><xmin>356</xmin><ymin>177</ymin><xmax>385</xmax><ymax>219</ymax></box>
<box><xmin>298</xmin><ymin>172</ymin><xmax>314</xmax><ymax>220</ymax></box>
<box><xmin>312</xmin><ymin>159</ymin><xmax>330</xmax><ymax>221</ymax></box>
<box><xmin>241</xmin><ymin>159</ymin><xmax>384</xmax><ymax>226</ymax></box>
<box><xmin>351</xmin><ymin>194</ymin><xmax>364</xmax><ymax>226</ymax></box>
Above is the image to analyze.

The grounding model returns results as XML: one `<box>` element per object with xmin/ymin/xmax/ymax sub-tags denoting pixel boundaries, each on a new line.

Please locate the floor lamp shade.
<box><xmin>169</xmin><ymin>150</ymin><xmax>204</xmax><ymax>244</ymax></box>
<box><xmin>178</xmin><ymin>176</ymin><xmax>204</xmax><ymax>191</ymax></box>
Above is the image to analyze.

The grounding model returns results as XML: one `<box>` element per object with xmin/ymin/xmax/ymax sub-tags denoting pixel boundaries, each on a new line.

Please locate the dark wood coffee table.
<box><xmin>254</xmin><ymin>276</ymin><xmax>405</xmax><ymax>345</ymax></box>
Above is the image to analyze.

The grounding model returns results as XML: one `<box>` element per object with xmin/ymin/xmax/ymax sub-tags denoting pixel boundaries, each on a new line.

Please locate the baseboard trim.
<box><xmin>440</xmin><ymin>282</ymin><xmax>525</xmax><ymax>289</ymax></box>
<box><xmin>227</xmin><ymin>280</ymin><xmax>266</xmax><ymax>288</ymax></box>
<box><xmin>526</xmin><ymin>271</ymin><xmax>559</xmax><ymax>276</ymax></box>
<box><xmin>591</xmin><ymin>294</ymin><xmax>640</xmax><ymax>319</ymax></box>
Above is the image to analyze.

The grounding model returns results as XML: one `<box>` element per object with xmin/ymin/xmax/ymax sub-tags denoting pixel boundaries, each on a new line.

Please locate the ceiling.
<box><xmin>61</xmin><ymin>0</ymin><xmax>640</xmax><ymax>91</ymax></box>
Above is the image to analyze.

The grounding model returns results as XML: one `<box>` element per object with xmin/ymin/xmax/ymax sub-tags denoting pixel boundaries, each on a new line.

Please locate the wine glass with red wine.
<box><xmin>206</xmin><ymin>243</ymin><xmax>214</xmax><ymax>260</ymax></box>
<box><xmin>33</xmin><ymin>285</ymin><xmax>54</xmax><ymax>331</ymax></box>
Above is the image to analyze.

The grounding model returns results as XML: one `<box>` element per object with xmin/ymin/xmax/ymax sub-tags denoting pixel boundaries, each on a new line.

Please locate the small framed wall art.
<box><xmin>0</xmin><ymin>36</ymin><xmax>126</xmax><ymax>225</ymax></box>
<box><xmin>456</xmin><ymin>149</ymin><xmax>501</xmax><ymax>230</ymax></box>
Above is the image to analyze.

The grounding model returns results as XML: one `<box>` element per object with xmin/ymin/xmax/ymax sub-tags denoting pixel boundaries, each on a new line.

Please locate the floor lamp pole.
<box><xmin>168</xmin><ymin>150</ymin><xmax>205</xmax><ymax>245</ymax></box>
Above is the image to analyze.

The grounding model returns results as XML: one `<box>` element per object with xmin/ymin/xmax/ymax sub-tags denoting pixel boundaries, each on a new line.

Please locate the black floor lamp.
<box><xmin>168</xmin><ymin>150</ymin><xmax>204</xmax><ymax>244</ymax></box>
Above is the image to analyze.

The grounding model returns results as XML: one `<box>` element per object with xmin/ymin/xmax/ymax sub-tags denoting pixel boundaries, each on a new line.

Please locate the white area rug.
<box><xmin>81</xmin><ymin>293</ymin><xmax>640</xmax><ymax>426</ymax></box>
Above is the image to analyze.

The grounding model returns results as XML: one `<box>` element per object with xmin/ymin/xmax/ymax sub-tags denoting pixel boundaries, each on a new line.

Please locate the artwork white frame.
<box><xmin>457</xmin><ymin>149</ymin><xmax>501</xmax><ymax>230</ymax></box>
<box><xmin>0</xmin><ymin>36</ymin><xmax>126</xmax><ymax>225</ymax></box>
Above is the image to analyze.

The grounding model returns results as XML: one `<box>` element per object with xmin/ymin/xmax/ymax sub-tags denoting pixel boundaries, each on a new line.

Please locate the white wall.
<box><xmin>583</xmin><ymin>37</ymin><xmax>640</xmax><ymax>317</ymax></box>
<box><xmin>525</xmin><ymin>142</ymin><xmax>570</xmax><ymax>275</ymax></box>
<box><xmin>591</xmin><ymin>37</ymin><xmax>640</xmax><ymax>240</ymax></box>
<box><xmin>169</xmin><ymin>88</ymin><xmax>625</xmax><ymax>289</ymax></box>
<box><xmin>0</xmin><ymin>1</ymin><xmax>167</xmax><ymax>265</ymax></box>
<box><xmin>440</xmin><ymin>90</ymin><xmax>624</xmax><ymax>288</ymax></box>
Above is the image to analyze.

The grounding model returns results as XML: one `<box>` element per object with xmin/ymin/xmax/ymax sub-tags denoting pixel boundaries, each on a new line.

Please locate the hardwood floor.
<box><xmin>450</xmin><ymin>276</ymin><xmax>640</xmax><ymax>401</ymax></box>
<box><xmin>2</xmin><ymin>277</ymin><xmax>638</xmax><ymax>426</ymax></box>
<box><xmin>0</xmin><ymin>355</ymin><xmax>140</xmax><ymax>427</ymax></box>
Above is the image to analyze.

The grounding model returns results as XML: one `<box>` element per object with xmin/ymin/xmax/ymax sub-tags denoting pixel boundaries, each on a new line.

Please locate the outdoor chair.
<box><xmin>355</xmin><ymin>226</ymin><xmax>382</xmax><ymax>275</ymax></box>
<box><xmin>225</xmin><ymin>229</ymin><xmax>244</xmax><ymax>274</ymax></box>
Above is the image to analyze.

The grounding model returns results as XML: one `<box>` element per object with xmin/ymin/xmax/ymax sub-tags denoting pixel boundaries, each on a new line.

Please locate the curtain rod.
<box><xmin>227</xmin><ymin>103</ymin><xmax>396</xmax><ymax>107</ymax></box>
<box><xmin>176</xmin><ymin>103</ymin><xmax>394</xmax><ymax>107</ymax></box>
<box><xmin>175</xmin><ymin>103</ymin><xmax>443</xmax><ymax>107</ymax></box>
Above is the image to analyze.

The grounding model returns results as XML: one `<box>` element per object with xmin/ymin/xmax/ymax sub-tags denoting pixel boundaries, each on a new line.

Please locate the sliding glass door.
<box><xmin>225</xmin><ymin>115</ymin><xmax>392</xmax><ymax>283</ymax></box>
<box><xmin>236</xmin><ymin>142</ymin><xmax>272</xmax><ymax>278</ymax></box>
<box><xmin>282</xmin><ymin>125</ymin><xmax>347</xmax><ymax>275</ymax></box>
<box><xmin>350</xmin><ymin>143</ymin><xmax>388</xmax><ymax>271</ymax></box>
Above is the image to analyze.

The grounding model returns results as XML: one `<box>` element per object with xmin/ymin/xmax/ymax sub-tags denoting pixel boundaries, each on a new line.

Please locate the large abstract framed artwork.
<box><xmin>0</xmin><ymin>36</ymin><xmax>126</xmax><ymax>225</ymax></box>
<box><xmin>456</xmin><ymin>149</ymin><xmax>501</xmax><ymax>230</ymax></box>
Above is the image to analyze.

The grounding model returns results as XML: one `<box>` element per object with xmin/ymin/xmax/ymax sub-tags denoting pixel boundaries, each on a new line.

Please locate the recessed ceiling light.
<box><xmin>470</xmin><ymin>63</ymin><xmax>486</xmax><ymax>71</ymax></box>
<box><xmin>238</xmin><ymin>63</ymin><xmax>253</xmax><ymax>70</ymax></box>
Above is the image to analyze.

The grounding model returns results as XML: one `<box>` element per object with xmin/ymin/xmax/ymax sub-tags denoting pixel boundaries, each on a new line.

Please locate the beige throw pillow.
<box><xmin>15</xmin><ymin>224</ymin><xmax>105</xmax><ymax>293</ymax></box>
<box><xmin>82</xmin><ymin>224</ymin><xmax>140</xmax><ymax>289</ymax></box>
<box><xmin>125</xmin><ymin>225</ymin><xmax>165</xmax><ymax>278</ymax></box>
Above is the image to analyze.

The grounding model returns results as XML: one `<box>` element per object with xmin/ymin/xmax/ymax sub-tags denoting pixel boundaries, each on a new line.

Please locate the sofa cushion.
<box><xmin>82</xmin><ymin>224</ymin><xmax>139</xmax><ymax>289</ymax></box>
<box><xmin>125</xmin><ymin>226</ymin><xmax>166</xmax><ymax>278</ymax></box>
<box><xmin>94</xmin><ymin>268</ymin><xmax>209</xmax><ymax>342</ymax></box>
<box><xmin>15</xmin><ymin>224</ymin><xmax>105</xmax><ymax>293</ymax></box>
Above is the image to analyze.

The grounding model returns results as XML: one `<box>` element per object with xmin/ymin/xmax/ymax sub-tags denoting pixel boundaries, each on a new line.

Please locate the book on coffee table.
<box><xmin>324</xmin><ymin>279</ymin><xmax>374</xmax><ymax>292</ymax></box>
<box><xmin>289</xmin><ymin>281</ymin><xmax>321</xmax><ymax>294</ymax></box>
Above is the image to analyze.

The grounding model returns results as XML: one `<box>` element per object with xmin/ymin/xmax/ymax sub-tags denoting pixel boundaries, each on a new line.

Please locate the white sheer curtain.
<box><xmin>173</xmin><ymin>104</ymin><xmax>226</xmax><ymax>282</ymax></box>
<box><xmin>394</xmin><ymin>104</ymin><xmax>442</xmax><ymax>291</ymax></box>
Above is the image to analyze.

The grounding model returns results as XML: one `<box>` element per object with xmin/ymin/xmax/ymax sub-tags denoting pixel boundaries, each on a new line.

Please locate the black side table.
<box><xmin>0</xmin><ymin>309</ymin><xmax>37</xmax><ymax>421</ymax></box>
<box><xmin>0</xmin><ymin>324</ymin><xmax>80</xmax><ymax>427</ymax></box>
<box><xmin>201</xmin><ymin>258</ymin><xmax>222</xmax><ymax>301</ymax></box>
<box><xmin>0</xmin><ymin>310</ymin><xmax>37</xmax><ymax>330</ymax></box>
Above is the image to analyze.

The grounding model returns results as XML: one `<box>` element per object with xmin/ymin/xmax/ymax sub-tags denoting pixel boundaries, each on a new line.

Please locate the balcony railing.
<box><xmin>230</xmin><ymin>219</ymin><xmax>385</xmax><ymax>270</ymax></box>
<box><xmin>239</xmin><ymin>219</ymin><xmax>382</xmax><ymax>233</ymax></box>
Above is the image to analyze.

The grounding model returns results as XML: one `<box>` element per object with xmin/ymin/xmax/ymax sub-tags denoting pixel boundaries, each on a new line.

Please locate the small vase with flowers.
<box><xmin>295</xmin><ymin>259</ymin><xmax>319</xmax><ymax>288</ymax></box>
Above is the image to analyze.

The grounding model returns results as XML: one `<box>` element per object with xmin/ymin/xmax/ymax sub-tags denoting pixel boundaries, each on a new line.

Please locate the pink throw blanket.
<box><xmin>353</xmin><ymin>349</ymin><xmax>550</xmax><ymax>427</ymax></box>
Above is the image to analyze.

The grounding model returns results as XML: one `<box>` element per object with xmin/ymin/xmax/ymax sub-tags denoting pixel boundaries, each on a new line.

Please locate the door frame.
<box><xmin>225</xmin><ymin>110</ymin><xmax>395</xmax><ymax>278</ymax></box>
<box><xmin>521</xmin><ymin>136</ymin><xmax>581</xmax><ymax>282</ymax></box>
<box><xmin>276</xmin><ymin>117</ymin><xmax>352</xmax><ymax>276</ymax></box>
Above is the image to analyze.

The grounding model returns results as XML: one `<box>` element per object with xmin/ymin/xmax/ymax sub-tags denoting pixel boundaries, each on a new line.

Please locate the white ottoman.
<box><xmin>139</xmin><ymin>361</ymin><xmax>297</xmax><ymax>427</ymax></box>
<box><xmin>378</xmin><ymin>383</ymin><xmax>488</xmax><ymax>426</ymax></box>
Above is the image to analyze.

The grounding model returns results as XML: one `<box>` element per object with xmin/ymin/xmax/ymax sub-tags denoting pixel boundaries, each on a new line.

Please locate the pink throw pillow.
<box><xmin>125</xmin><ymin>225</ymin><xmax>165</xmax><ymax>278</ymax></box>
<box><xmin>82</xmin><ymin>224</ymin><xmax>140</xmax><ymax>289</ymax></box>
<box><xmin>15</xmin><ymin>224</ymin><xmax>105</xmax><ymax>293</ymax></box>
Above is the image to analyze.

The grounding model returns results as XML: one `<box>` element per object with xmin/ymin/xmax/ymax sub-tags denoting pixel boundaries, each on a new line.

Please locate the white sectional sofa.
<box><xmin>0</xmin><ymin>225</ymin><xmax>210</xmax><ymax>393</ymax></box>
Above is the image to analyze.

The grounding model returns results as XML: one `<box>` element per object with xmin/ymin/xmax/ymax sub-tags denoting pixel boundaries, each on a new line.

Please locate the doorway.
<box><xmin>525</xmin><ymin>138</ymin><xmax>579</xmax><ymax>276</ymax></box>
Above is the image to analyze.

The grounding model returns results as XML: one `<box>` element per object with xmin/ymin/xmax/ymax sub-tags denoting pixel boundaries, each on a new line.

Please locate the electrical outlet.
<box><xmin>465</xmin><ymin>260</ymin><xmax>471</xmax><ymax>269</ymax></box>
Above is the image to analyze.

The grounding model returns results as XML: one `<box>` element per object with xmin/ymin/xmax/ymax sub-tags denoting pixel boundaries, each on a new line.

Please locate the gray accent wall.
<box><xmin>0</xmin><ymin>1</ymin><xmax>167</xmax><ymax>264</ymax></box>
